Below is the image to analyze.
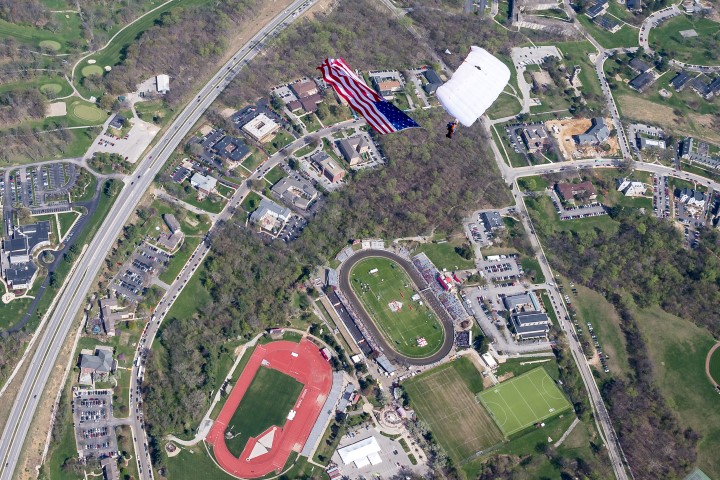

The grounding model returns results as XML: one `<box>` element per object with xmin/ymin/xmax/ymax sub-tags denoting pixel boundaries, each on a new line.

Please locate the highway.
<box><xmin>0</xmin><ymin>0</ymin><xmax>318</xmax><ymax>477</ymax></box>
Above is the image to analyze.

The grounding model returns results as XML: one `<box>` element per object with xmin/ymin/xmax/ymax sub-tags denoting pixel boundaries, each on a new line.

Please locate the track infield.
<box><xmin>349</xmin><ymin>257</ymin><xmax>444</xmax><ymax>358</ymax></box>
<box><xmin>403</xmin><ymin>358</ymin><xmax>504</xmax><ymax>463</ymax></box>
<box><xmin>478</xmin><ymin>367</ymin><xmax>572</xmax><ymax>436</ymax></box>
<box><xmin>207</xmin><ymin>339</ymin><xmax>332</xmax><ymax>478</ymax></box>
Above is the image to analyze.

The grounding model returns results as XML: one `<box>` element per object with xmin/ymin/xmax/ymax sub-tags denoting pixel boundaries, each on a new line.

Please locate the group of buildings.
<box><xmin>503</xmin><ymin>292</ymin><xmax>551</xmax><ymax>341</ymax></box>
<box><xmin>586</xmin><ymin>0</ymin><xmax>622</xmax><ymax>33</ymax></box>
<box><xmin>627</xmin><ymin>58</ymin><xmax>656</xmax><ymax>93</ymax></box>
<box><xmin>555</xmin><ymin>181</ymin><xmax>597</xmax><ymax>204</ymax></box>
<box><xmin>680</xmin><ymin>137</ymin><xmax>720</xmax><ymax>170</ymax></box>
<box><xmin>1</xmin><ymin>221</ymin><xmax>51</xmax><ymax>291</ymax></box>
<box><xmin>670</xmin><ymin>70</ymin><xmax>720</xmax><ymax>100</ymax></box>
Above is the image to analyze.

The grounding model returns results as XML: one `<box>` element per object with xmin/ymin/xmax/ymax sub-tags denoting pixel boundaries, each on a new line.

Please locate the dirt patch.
<box><xmin>46</xmin><ymin>102</ymin><xmax>67</xmax><ymax>118</ymax></box>
<box><xmin>497</xmin><ymin>372</ymin><xmax>515</xmax><ymax>382</ymax></box>
<box><xmin>617</xmin><ymin>95</ymin><xmax>720</xmax><ymax>143</ymax></box>
<box><xmin>545</xmin><ymin>117</ymin><xmax>618</xmax><ymax>160</ymax></box>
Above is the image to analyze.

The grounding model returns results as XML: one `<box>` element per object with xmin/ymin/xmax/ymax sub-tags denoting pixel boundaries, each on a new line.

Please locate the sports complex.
<box><xmin>207</xmin><ymin>339</ymin><xmax>332</xmax><ymax>478</ymax></box>
<box><xmin>404</xmin><ymin>361</ymin><xmax>572</xmax><ymax>464</ymax></box>
<box><xmin>338</xmin><ymin>249</ymin><xmax>454</xmax><ymax>365</ymax></box>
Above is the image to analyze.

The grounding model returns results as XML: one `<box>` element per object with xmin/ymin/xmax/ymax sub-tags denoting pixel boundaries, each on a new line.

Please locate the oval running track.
<box><xmin>337</xmin><ymin>249</ymin><xmax>454</xmax><ymax>366</ymax></box>
<box><xmin>706</xmin><ymin>342</ymin><xmax>720</xmax><ymax>388</ymax></box>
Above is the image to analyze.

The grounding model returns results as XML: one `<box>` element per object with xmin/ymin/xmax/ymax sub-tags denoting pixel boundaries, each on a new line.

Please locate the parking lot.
<box><xmin>653</xmin><ymin>174</ymin><xmax>670</xmax><ymax>219</ymax></box>
<box><xmin>72</xmin><ymin>388</ymin><xmax>119</xmax><ymax>459</ymax></box>
<box><xmin>274</xmin><ymin>214</ymin><xmax>307</xmax><ymax>243</ymax></box>
<box><xmin>478</xmin><ymin>255</ymin><xmax>523</xmax><ymax>283</ymax></box>
<box><xmin>112</xmin><ymin>243</ymin><xmax>170</xmax><ymax>301</ymax></box>
<box><xmin>6</xmin><ymin>163</ymin><xmax>78</xmax><ymax>208</ymax></box>
<box><xmin>85</xmin><ymin>118</ymin><xmax>160</xmax><ymax>164</ymax></box>
<box><xmin>548</xmin><ymin>190</ymin><xmax>607</xmax><ymax>220</ymax></box>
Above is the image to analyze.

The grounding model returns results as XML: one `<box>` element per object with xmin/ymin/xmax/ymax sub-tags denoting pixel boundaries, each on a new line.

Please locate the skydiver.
<box><xmin>446</xmin><ymin>119</ymin><xmax>458</xmax><ymax>139</ymax></box>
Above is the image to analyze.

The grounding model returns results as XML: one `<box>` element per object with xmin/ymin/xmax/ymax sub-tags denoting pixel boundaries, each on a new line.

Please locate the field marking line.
<box><xmin>512</xmin><ymin>379</ymin><xmax>545</xmax><ymax>428</ymax></box>
<box><xmin>526</xmin><ymin>370</ymin><xmax>556</xmax><ymax>412</ymax></box>
<box><xmin>494</xmin><ymin>385</ymin><xmax>525</xmax><ymax>435</ymax></box>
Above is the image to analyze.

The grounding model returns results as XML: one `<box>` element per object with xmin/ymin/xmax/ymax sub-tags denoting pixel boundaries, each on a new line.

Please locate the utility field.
<box><xmin>349</xmin><ymin>257</ymin><xmax>444</xmax><ymax>358</ymax></box>
<box><xmin>404</xmin><ymin>358</ymin><xmax>503</xmax><ymax>464</ymax></box>
<box><xmin>479</xmin><ymin>367</ymin><xmax>572</xmax><ymax>436</ymax></box>
<box><xmin>224</xmin><ymin>367</ymin><xmax>303</xmax><ymax>457</ymax></box>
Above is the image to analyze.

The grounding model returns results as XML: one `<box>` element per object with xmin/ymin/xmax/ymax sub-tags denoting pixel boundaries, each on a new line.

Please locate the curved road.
<box><xmin>337</xmin><ymin>249</ymin><xmax>454</xmax><ymax>366</ymax></box>
<box><xmin>0</xmin><ymin>0</ymin><xmax>318</xmax><ymax>478</ymax></box>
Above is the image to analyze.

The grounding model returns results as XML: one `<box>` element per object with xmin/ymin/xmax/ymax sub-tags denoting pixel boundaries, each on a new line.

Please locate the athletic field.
<box><xmin>478</xmin><ymin>367</ymin><xmax>571</xmax><ymax>436</ymax></box>
<box><xmin>349</xmin><ymin>257</ymin><xmax>443</xmax><ymax>357</ymax></box>
<box><xmin>403</xmin><ymin>358</ymin><xmax>503</xmax><ymax>463</ymax></box>
<box><xmin>224</xmin><ymin>366</ymin><xmax>303</xmax><ymax>457</ymax></box>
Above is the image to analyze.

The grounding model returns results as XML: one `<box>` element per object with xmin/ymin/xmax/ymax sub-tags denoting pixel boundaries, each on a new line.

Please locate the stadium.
<box><xmin>206</xmin><ymin>339</ymin><xmax>332</xmax><ymax>478</ymax></box>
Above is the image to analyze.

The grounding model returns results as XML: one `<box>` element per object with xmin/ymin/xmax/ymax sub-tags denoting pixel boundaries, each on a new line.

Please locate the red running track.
<box><xmin>207</xmin><ymin>339</ymin><xmax>333</xmax><ymax>478</ymax></box>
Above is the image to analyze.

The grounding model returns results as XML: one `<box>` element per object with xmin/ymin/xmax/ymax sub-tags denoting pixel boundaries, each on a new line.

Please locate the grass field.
<box><xmin>223</xmin><ymin>366</ymin><xmax>304</xmax><ymax>457</ymax></box>
<box><xmin>403</xmin><ymin>357</ymin><xmax>503</xmax><ymax>464</ymax></box>
<box><xmin>520</xmin><ymin>257</ymin><xmax>544</xmax><ymax>283</ymax></box>
<box><xmin>576</xmin><ymin>14</ymin><xmax>638</xmax><ymax>50</ymax></box>
<box><xmin>68</xmin><ymin>100</ymin><xmax>107</xmax><ymax>124</ymax></box>
<box><xmin>159</xmin><ymin>236</ymin><xmax>201</xmax><ymax>283</ymax></box>
<box><xmin>349</xmin><ymin>257</ymin><xmax>444</xmax><ymax>358</ymax></box>
<box><xmin>39</xmin><ymin>39</ymin><xmax>61</xmax><ymax>50</ymax></box>
<box><xmin>526</xmin><ymin>195</ymin><xmax>620</xmax><ymax>236</ymax></box>
<box><xmin>635</xmin><ymin>306</ymin><xmax>720</xmax><ymax>478</ymax></box>
<box><xmin>241</xmin><ymin>154</ymin><xmax>263</xmax><ymax>173</ymax></box>
<box><xmin>710</xmin><ymin>346</ymin><xmax>720</xmax><ymax>385</ymax></box>
<box><xmin>40</xmin><ymin>83</ymin><xmax>63</xmax><ymax>95</ymax></box>
<box><xmin>264</xmin><ymin>166</ymin><xmax>287</xmax><ymax>186</ymax></box>
<box><xmin>479</xmin><ymin>367</ymin><xmax>571</xmax><ymax>436</ymax></box>
<box><xmin>650</xmin><ymin>15</ymin><xmax>720</xmax><ymax>66</ymax></box>
<box><xmin>81</xmin><ymin>64</ymin><xmax>104</xmax><ymax>77</ymax></box>
<box><xmin>415</xmin><ymin>241</ymin><xmax>475</xmax><ymax>271</ymax></box>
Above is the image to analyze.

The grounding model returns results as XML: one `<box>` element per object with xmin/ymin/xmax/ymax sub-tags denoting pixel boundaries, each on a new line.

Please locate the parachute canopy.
<box><xmin>436</xmin><ymin>46</ymin><xmax>511</xmax><ymax>127</ymax></box>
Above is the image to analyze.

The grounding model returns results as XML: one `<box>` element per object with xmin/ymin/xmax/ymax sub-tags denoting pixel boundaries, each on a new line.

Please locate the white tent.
<box><xmin>437</xmin><ymin>46</ymin><xmax>511</xmax><ymax>127</ymax></box>
<box><xmin>337</xmin><ymin>437</ymin><xmax>383</xmax><ymax>468</ymax></box>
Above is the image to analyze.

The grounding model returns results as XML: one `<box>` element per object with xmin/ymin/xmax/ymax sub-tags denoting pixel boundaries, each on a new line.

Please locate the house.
<box><xmin>703</xmin><ymin>77</ymin><xmax>720</xmax><ymax>99</ymax></box>
<box><xmin>287</xmin><ymin>93</ymin><xmax>324</xmax><ymax>113</ymax></box>
<box><xmin>109</xmin><ymin>115</ymin><xmax>125</xmax><ymax>130</ymax></box>
<box><xmin>480</xmin><ymin>211</ymin><xmax>504</xmax><ymax>232</ymax></box>
<box><xmin>250</xmin><ymin>198</ymin><xmax>291</xmax><ymax>232</ymax></box>
<box><xmin>678</xmin><ymin>188</ymin><xmax>706</xmax><ymax>208</ymax></box>
<box><xmin>628</xmin><ymin>72</ymin><xmax>655</xmax><ymax>92</ymax></box>
<box><xmin>503</xmin><ymin>292</ymin><xmax>540</xmax><ymax>312</ymax></box>
<box><xmin>190</xmin><ymin>173</ymin><xmax>217</xmax><ymax>196</ymax></box>
<box><xmin>78</xmin><ymin>346</ymin><xmax>115</xmax><ymax>386</ymax></box>
<box><xmin>626</xmin><ymin>0</ymin><xmax>641</xmax><ymax>12</ymax></box>
<box><xmin>556</xmin><ymin>181</ymin><xmax>597</xmax><ymax>202</ymax></box>
<box><xmin>290</xmin><ymin>79</ymin><xmax>319</xmax><ymax>99</ymax></box>
<box><xmin>156</xmin><ymin>74</ymin><xmax>170</xmax><ymax>94</ymax></box>
<box><xmin>423</xmin><ymin>69</ymin><xmax>443</xmax><ymax>94</ymax></box>
<box><xmin>99</xmin><ymin>297</ymin><xmax>135</xmax><ymax>337</ymax></box>
<box><xmin>338</xmin><ymin>136</ymin><xmax>371</xmax><ymax>165</ymax></box>
<box><xmin>629</xmin><ymin>58</ymin><xmax>651</xmax><ymax>73</ymax></box>
<box><xmin>593</xmin><ymin>15</ymin><xmax>621</xmax><ymax>32</ymax></box>
<box><xmin>574</xmin><ymin>118</ymin><xmax>610</xmax><ymax>145</ymax></box>
<box><xmin>586</xmin><ymin>2</ymin><xmax>607</xmax><ymax>18</ymax></box>
<box><xmin>101</xmin><ymin>457</ymin><xmax>120</xmax><ymax>480</ymax></box>
<box><xmin>337</xmin><ymin>436</ymin><xmax>383</xmax><ymax>468</ymax></box>
<box><xmin>311</xmin><ymin>152</ymin><xmax>346</xmax><ymax>183</ymax></box>
<box><xmin>163</xmin><ymin>214</ymin><xmax>181</xmax><ymax>234</ymax></box>
<box><xmin>242</xmin><ymin>113</ymin><xmax>280</xmax><ymax>143</ymax></box>
<box><xmin>375</xmin><ymin>79</ymin><xmax>402</xmax><ymax>99</ymax></box>
<box><xmin>212</xmin><ymin>135</ymin><xmax>251</xmax><ymax>162</ymax></box>
<box><xmin>271</xmin><ymin>177</ymin><xmax>318</xmax><ymax>210</ymax></box>
<box><xmin>616</xmin><ymin>178</ymin><xmax>647</xmax><ymax>196</ymax></box>
<box><xmin>520</xmin><ymin>125</ymin><xmax>550</xmax><ymax>153</ymax></box>
<box><xmin>638</xmin><ymin>137</ymin><xmax>666</xmax><ymax>150</ymax></box>
<box><xmin>510</xmin><ymin>311</ymin><xmax>550</xmax><ymax>341</ymax></box>
<box><xmin>670</xmin><ymin>71</ymin><xmax>691</xmax><ymax>91</ymax></box>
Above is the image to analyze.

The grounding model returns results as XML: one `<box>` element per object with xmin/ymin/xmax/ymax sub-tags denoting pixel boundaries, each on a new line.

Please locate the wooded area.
<box><xmin>529</xmin><ymin>205</ymin><xmax>714</xmax><ymax>478</ymax></box>
<box><xmin>0</xmin><ymin>89</ymin><xmax>46</xmax><ymax>127</ymax></box>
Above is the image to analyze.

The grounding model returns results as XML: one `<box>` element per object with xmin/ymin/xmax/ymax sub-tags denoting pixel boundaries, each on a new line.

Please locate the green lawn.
<box><xmin>265</xmin><ymin>131</ymin><xmax>295</xmax><ymax>155</ymax></box>
<box><xmin>161</xmin><ymin>263</ymin><xmax>212</xmax><ymax>328</ymax></box>
<box><xmin>403</xmin><ymin>358</ymin><xmax>504</xmax><ymax>464</ymax></box>
<box><xmin>0</xmin><ymin>75</ymin><xmax>73</xmax><ymax>98</ymax></box>
<box><xmin>158</xmin><ymin>236</ymin><xmax>201</xmax><ymax>283</ymax></box>
<box><xmin>301</xmin><ymin>113</ymin><xmax>322</xmax><ymax>133</ymax></box>
<box><xmin>479</xmin><ymin>367</ymin><xmax>572</xmax><ymax>436</ymax></box>
<box><xmin>486</xmin><ymin>91</ymin><xmax>522</xmax><ymax>120</ymax></box>
<box><xmin>135</xmin><ymin>99</ymin><xmax>172</xmax><ymax>126</ymax></box>
<box><xmin>517</xmin><ymin>175</ymin><xmax>549</xmax><ymax>191</ymax></box>
<box><xmin>350</xmin><ymin>257</ymin><xmax>445</xmax><ymax>358</ymax></box>
<box><xmin>537</xmin><ymin>291</ymin><xmax>558</xmax><ymax>325</ymax></box>
<box><xmin>223</xmin><ymin>366</ymin><xmax>304</xmax><ymax>457</ymax></box>
<box><xmin>57</xmin><ymin>211</ymin><xmax>81</xmax><ymax>238</ymax></box>
<box><xmin>525</xmin><ymin>195</ymin><xmax>620</xmax><ymax>237</ymax></box>
<box><xmin>0</xmin><ymin>12</ymin><xmax>83</xmax><ymax>53</ymax></box>
<box><xmin>293</xmin><ymin>144</ymin><xmax>315</xmax><ymax>158</ymax></box>
<box><xmin>415</xmin><ymin>241</ymin><xmax>475</xmax><ymax>271</ymax></box>
<box><xmin>520</xmin><ymin>257</ymin><xmax>545</xmax><ymax>283</ymax></box>
<box><xmin>263</xmin><ymin>166</ymin><xmax>287</xmax><ymax>186</ymax></box>
<box><xmin>576</xmin><ymin>14</ymin><xmax>639</xmax><ymax>50</ymax></box>
<box><xmin>181</xmin><ymin>192</ymin><xmax>226</xmax><ymax>214</ymax></box>
<box><xmin>215</xmin><ymin>182</ymin><xmax>235</xmax><ymax>198</ymax></box>
<box><xmin>240</xmin><ymin>191</ymin><xmax>263</xmax><ymax>213</ymax></box>
<box><xmin>635</xmin><ymin>306</ymin><xmax>720</xmax><ymax>478</ymax></box>
<box><xmin>164</xmin><ymin>444</ymin><xmax>238</xmax><ymax>480</ymax></box>
<box><xmin>650</xmin><ymin>15</ymin><xmax>720</xmax><ymax>66</ymax></box>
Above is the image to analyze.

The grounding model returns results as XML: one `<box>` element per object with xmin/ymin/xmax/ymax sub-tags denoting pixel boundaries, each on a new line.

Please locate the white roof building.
<box><xmin>242</xmin><ymin>113</ymin><xmax>280</xmax><ymax>143</ymax></box>
<box><xmin>616</xmin><ymin>178</ymin><xmax>647</xmax><ymax>197</ymax></box>
<box><xmin>156</xmin><ymin>74</ymin><xmax>170</xmax><ymax>94</ymax></box>
<box><xmin>337</xmin><ymin>436</ymin><xmax>383</xmax><ymax>468</ymax></box>
<box><xmin>190</xmin><ymin>173</ymin><xmax>217</xmax><ymax>194</ymax></box>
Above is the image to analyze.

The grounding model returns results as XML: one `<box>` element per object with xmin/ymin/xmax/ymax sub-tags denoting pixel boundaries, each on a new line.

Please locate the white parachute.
<box><xmin>437</xmin><ymin>46</ymin><xmax>511</xmax><ymax>127</ymax></box>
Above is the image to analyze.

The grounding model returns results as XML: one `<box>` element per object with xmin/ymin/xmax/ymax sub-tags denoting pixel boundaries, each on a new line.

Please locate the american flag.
<box><xmin>318</xmin><ymin>58</ymin><xmax>419</xmax><ymax>134</ymax></box>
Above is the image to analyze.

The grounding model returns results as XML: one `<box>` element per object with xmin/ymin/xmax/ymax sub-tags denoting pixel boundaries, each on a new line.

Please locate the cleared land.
<box><xmin>403</xmin><ymin>358</ymin><xmax>503</xmax><ymax>463</ymax></box>
<box><xmin>224</xmin><ymin>366</ymin><xmax>303</xmax><ymax>457</ymax></box>
<box><xmin>478</xmin><ymin>367</ymin><xmax>572</xmax><ymax>436</ymax></box>
<box><xmin>349</xmin><ymin>257</ymin><xmax>444</xmax><ymax>358</ymax></box>
<box><xmin>416</xmin><ymin>241</ymin><xmax>475</xmax><ymax>270</ymax></box>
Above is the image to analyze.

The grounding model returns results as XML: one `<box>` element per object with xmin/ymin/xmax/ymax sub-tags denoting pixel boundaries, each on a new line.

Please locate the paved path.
<box><xmin>706</xmin><ymin>342</ymin><xmax>720</xmax><ymax>387</ymax></box>
<box><xmin>554</xmin><ymin>417</ymin><xmax>580</xmax><ymax>448</ymax></box>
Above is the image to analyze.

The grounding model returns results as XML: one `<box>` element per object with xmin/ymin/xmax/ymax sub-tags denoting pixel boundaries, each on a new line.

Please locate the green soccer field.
<box><xmin>224</xmin><ymin>367</ymin><xmax>304</xmax><ymax>457</ymax></box>
<box><xmin>349</xmin><ymin>257</ymin><xmax>444</xmax><ymax>358</ymax></box>
<box><xmin>403</xmin><ymin>358</ymin><xmax>504</xmax><ymax>463</ymax></box>
<box><xmin>478</xmin><ymin>367</ymin><xmax>572</xmax><ymax>436</ymax></box>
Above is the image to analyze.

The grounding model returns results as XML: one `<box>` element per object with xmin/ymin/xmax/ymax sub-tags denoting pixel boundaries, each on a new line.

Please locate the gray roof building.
<box><xmin>271</xmin><ymin>177</ymin><xmax>318</xmax><ymax>210</ymax></box>
<box><xmin>212</xmin><ymin>135</ymin><xmax>251</xmax><ymax>162</ymax></box>
<box><xmin>574</xmin><ymin>117</ymin><xmax>610</xmax><ymax>145</ymax></box>
<box><xmin>480</xmin><ymin>211</ymin><xmax>504</xmax><ymax>231</ymax></box>
<box><xmin>629</xmin><ymin>58</ymin><xmax>651</xmax><ymax>73</ymax></box>
<box><xmin>377</xmin><ymin>354</ymin><xmax>396</xmax><ymax>374</ymax></box>
<box><xmin>163</xmin><ymin>214</ymin><xmax>181</xmax><ymax>234</ymax></box>
<box><xmin>109</xmin><ymin>115</ymin><xmax>125</xmax><ymax>129</ymax></box>
<box><xmin>510</xmin><ymin>311</ymin><xmax>550</xmax><ymax>340</ymax></box>
<box><xmin>423</xmin><ymin>69</ymin><xmax>443</xmax><ymax>94</ymax></box>
<box><xmin>670</xmin><ymin>71</ymin><xmax>691</xmax><ymax>91</ymax></box>
<box><xmin>503</xmin><ymin>292</ymin><xmax>540</xmax><ymax>312</ymax></box>
<box><xmin>80</xmin><ymin>348</ymin><xmax>114</xmax><ymax>373</ymax></box>
<box><xmin>338</xmin><ymin>136</ymin><xmax>371</xmax><ymax>165</ymax></box>
<box><xmin>628</xmin><ymin>72</ymin><xmax>655</xmax><ymax>92</ymax></box>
